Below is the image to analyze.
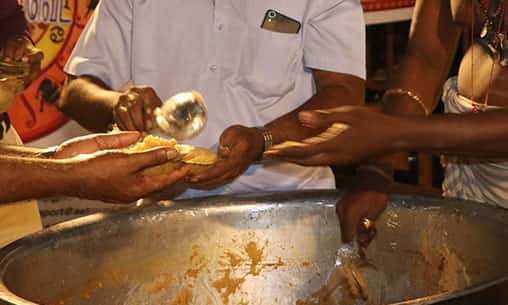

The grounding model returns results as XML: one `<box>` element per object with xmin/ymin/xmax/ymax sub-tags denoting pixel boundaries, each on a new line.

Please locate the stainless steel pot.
<box><xmin>0</xmin><ymin>190</ymin><xmax>507</xmax><ymax>305</ymax></box>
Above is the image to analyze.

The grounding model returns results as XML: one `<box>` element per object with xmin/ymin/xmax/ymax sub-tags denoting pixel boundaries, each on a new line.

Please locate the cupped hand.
<box><xmin>264</xmin><ymin>106</ymin><xmax>403</xmax><ymax>166</ymax></box>
<box><xmin>68</xmin><ymin>146</ymin><xmax>190</xmax><ymax>203</ymax></box>
<box><xmin>113</xmin><ymin>87</ymin><xmax>163</xmax><ymax>132</ymax></box>
<box><xmin>186</xmin><ymin>125</ymin><xmax>264</xmax><ymax>189</ymax></box>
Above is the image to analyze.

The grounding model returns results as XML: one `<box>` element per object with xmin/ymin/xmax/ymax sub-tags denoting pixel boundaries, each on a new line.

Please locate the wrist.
<box><xmin>52</xmin><ymin>160</ymin><xmax>83</xmax><ymax>197</ymax></box>
<box><xmin>254</xmin><ymin>126</ymin><xmax>273</xmax><ymax>151</ymax></box>
<box><xmin>252</xmin><ymin>126</ymin><xmax>272</xmax><ymax>160</ymax></box>
<box><xmin>352</xmin><ymin>164</ymin><xmax>393</xmax><ymax>192</ymax></box>
<box><xmin>388</xmin><ymin>116</ymin><xmax>416</xmax><ymax>152</ymax></box>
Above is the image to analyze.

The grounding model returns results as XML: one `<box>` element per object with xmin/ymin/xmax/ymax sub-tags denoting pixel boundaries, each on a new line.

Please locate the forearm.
<box><xmin>383</xmin><ymin>0</ymin><xmax>461</xmax><ymax>116</ymax></box>
<box><xmin>266</xmin><ymin>72</ymin><xmax>365</xmax><ymax>144</ymax></box>
<box><xmin>398</xmin><ymin>110</ymin><xmax>508</xmax><ymax>156</ymax></box>
<box><xmin>0</xmin><ymin>144</ymin><xmax>47</xmax><ymax>158</ymax></box>
<box><xmin>59</xmin><ymin>76</ymin><xmax>121</xmax><ymax>132</ymax></box>
<box><xmin>0</xmin><ymin>156</ymin><xmax>73</xmax><ymax>203</ymax></box>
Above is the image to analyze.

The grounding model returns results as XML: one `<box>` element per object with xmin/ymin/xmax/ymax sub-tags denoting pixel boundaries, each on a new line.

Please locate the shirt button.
<box><xmin>217</xmin><ymin>24</ymin><xmax>224</xmax><ymax>31</ymax></box>
<box><xmin>210</xmin><ymin>65</ymin><xmax>218</xmax><ymax>72</ymax></box>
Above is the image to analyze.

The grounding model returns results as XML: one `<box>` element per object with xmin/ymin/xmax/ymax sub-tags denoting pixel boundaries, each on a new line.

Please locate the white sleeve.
<box><xmin>64</xmin><ymin>0</ymin><xmax>132</xmax><ymax>90</ymax></box>
<box><xmin>303</xmin><ymin>0</ymin><xmax>366</xmax><ymax>79</ymax></box>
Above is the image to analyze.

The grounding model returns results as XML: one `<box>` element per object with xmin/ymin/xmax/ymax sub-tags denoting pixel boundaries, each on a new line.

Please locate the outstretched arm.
<box><xmin>0</xmin><ymin>132</ymin><xmax>189</xmax><ymax>204</ymax></box>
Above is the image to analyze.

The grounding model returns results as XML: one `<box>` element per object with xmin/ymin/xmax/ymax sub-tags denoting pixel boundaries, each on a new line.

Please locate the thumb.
<box><xmin>127</xmin><ymin>147</ymin><xmax>179</xmax><ymax>172</ymax></box>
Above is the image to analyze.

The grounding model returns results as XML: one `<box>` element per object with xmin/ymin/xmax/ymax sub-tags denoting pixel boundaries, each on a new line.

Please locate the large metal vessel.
<box><xmin>0</xmin><ymin>190</ymin><xmax>507</xmax><ymax>305</ymax></box>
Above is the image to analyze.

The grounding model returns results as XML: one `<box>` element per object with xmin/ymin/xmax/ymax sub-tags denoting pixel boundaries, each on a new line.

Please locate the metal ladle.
<box><xmin>153</xmin><ymin>90</ymin><xmax>208</xmax><ymax>140</ymax></box>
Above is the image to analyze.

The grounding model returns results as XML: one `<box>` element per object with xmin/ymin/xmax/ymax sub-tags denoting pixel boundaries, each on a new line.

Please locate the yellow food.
<box><xmin>131</xmin><ymin>135</ymin><xmax>218</xmax><ymax>175</ymax></box>
<box><xmin>131</xmin><ymin>135</ymin><xmax>177</xmax><ymax>152</ymax></box>
<box><xmin>179</xmin><ymin>146</ymin><xmax>217</xmax><ymax>165</ymax></box>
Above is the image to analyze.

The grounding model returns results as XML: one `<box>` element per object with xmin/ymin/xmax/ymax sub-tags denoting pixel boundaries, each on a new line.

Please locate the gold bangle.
<box><xmin>384</xmin><ymin>88</ymin><xmax>430</xmax><ymax>116</ymax></box>
<box><xmin>254</xmin><ymin>126</ymin><xmax>273</xmax><ymax>152</ymax></box>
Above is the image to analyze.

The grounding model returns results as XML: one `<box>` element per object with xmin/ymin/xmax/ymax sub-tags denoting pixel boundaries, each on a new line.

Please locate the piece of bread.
<box><xmin>130</xmin><ymin>135</ymin><xmax>218</xmax><ymax>175</ymax></box>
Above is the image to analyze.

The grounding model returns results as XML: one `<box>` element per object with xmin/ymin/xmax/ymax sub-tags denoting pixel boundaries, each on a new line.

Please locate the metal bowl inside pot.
<box><xmin>1</xmin><ymin>190</ymin><xmax>508</xmax><ymax>305</ymax></box>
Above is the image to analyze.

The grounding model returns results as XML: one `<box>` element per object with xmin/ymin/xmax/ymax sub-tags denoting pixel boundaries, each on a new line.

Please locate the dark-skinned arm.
<box><xmin>0</xmin><ymin>156</ymin><xmax>74</xmax><ymax>203</ymax></box>
<box><xmin>59</xmin><ymin>75</ymin><xmax>162</xmax><ymax>133</ymax></box>
<box><xmin>187</xmin><ymin>70</ymin><xmax>364</xmax><ymax>188</ymax></box>
<box><xmin>359</xmin><ymin>0</ymin><xmax>463</xmax><ymax>181</ymax></box>
<box><xmin>58</xmin><ymin>75</ymin><xmax>121</xmax><ymax>133</ymax></box>
<box><xmin>266</xmin><ymin>70</ymin><xmax>365</xmax><ymax>146</ymax></box>
<box><xmin>382</xmin><ymin>0</ymin><xmax>463</xmax><ymax>115</ymax></box>
<box><xmin>261</xmin><ymin>0</ymin><xmax>466</xmax><ymax>248</ymax></box>
<box><xmin>335</xmin><ymin>0</ymin><xmax>462</xmax><ymax>247</ymax></box>
<box><xmin>0</xmin><ymin>132</ymin><xmax>188</xmax><ymax>204</ymax></box>
<box><xmin>394</xmin><ymin>110</ymin><xmax>508</xmax><ymax>157</ymax></box>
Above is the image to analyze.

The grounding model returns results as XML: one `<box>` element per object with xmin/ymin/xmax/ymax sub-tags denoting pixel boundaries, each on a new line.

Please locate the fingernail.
<box><xmin>22</xmin><ymin>56</ymin><xmax>29</xmax><ymax>63</ymax></box>
<box><xmin>299</xmin><ymin>111</ymin><xmax>313</xmax><ymax>123</ymax></box>
<box><xmin>166</xmin><ymin>150</ymin><xmax>178</xmax><ymax>160</ymax></box>
<box><xmin>4</xmin><ymin>57</ymin><xmax>11</xmax><ymax>62</ymax></box>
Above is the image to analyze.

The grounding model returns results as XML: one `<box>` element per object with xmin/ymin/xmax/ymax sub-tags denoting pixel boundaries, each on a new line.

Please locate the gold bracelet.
<box><xmin>254</xmin><ymin>126</ymin><xmax>273</xmax><ymax>151</ymax></box>
<box><xmin>383</xmin><ymin>88</ymin><xmax>430</xmax><ymax>116</ymax></box>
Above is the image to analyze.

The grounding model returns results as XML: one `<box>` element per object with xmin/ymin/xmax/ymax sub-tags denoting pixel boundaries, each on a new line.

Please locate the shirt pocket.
<box><xmin>235</xmin><ymin>25</ymin><xmax>302</xmax><ymax>102</ymax></box>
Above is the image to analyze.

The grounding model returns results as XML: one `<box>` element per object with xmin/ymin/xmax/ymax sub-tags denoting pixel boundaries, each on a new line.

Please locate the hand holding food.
<box><xmin>66</xmin><ymin>145</ymin><xmax>187</xmax><ymax>203</ymax></box>
<box><xmin>130</xmin><ymin>135</ymin><xmax>218</xmax><ymax>176</ymax></box>
<box><xmin>186</xmin><ymin>125</ymin><xmax>264</xmax><ymax>189</ymax></box>
<box><xmin>49</xmin><ymin>133</ymin><xmax>188</xmax><ymax>203</ymax></box>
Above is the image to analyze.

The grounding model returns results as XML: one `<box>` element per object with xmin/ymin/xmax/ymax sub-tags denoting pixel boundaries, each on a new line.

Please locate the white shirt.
<box><xmin>65</xmin><ymin>0</ymin><xmax>366</xmax><ymax>198</ymax></box>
